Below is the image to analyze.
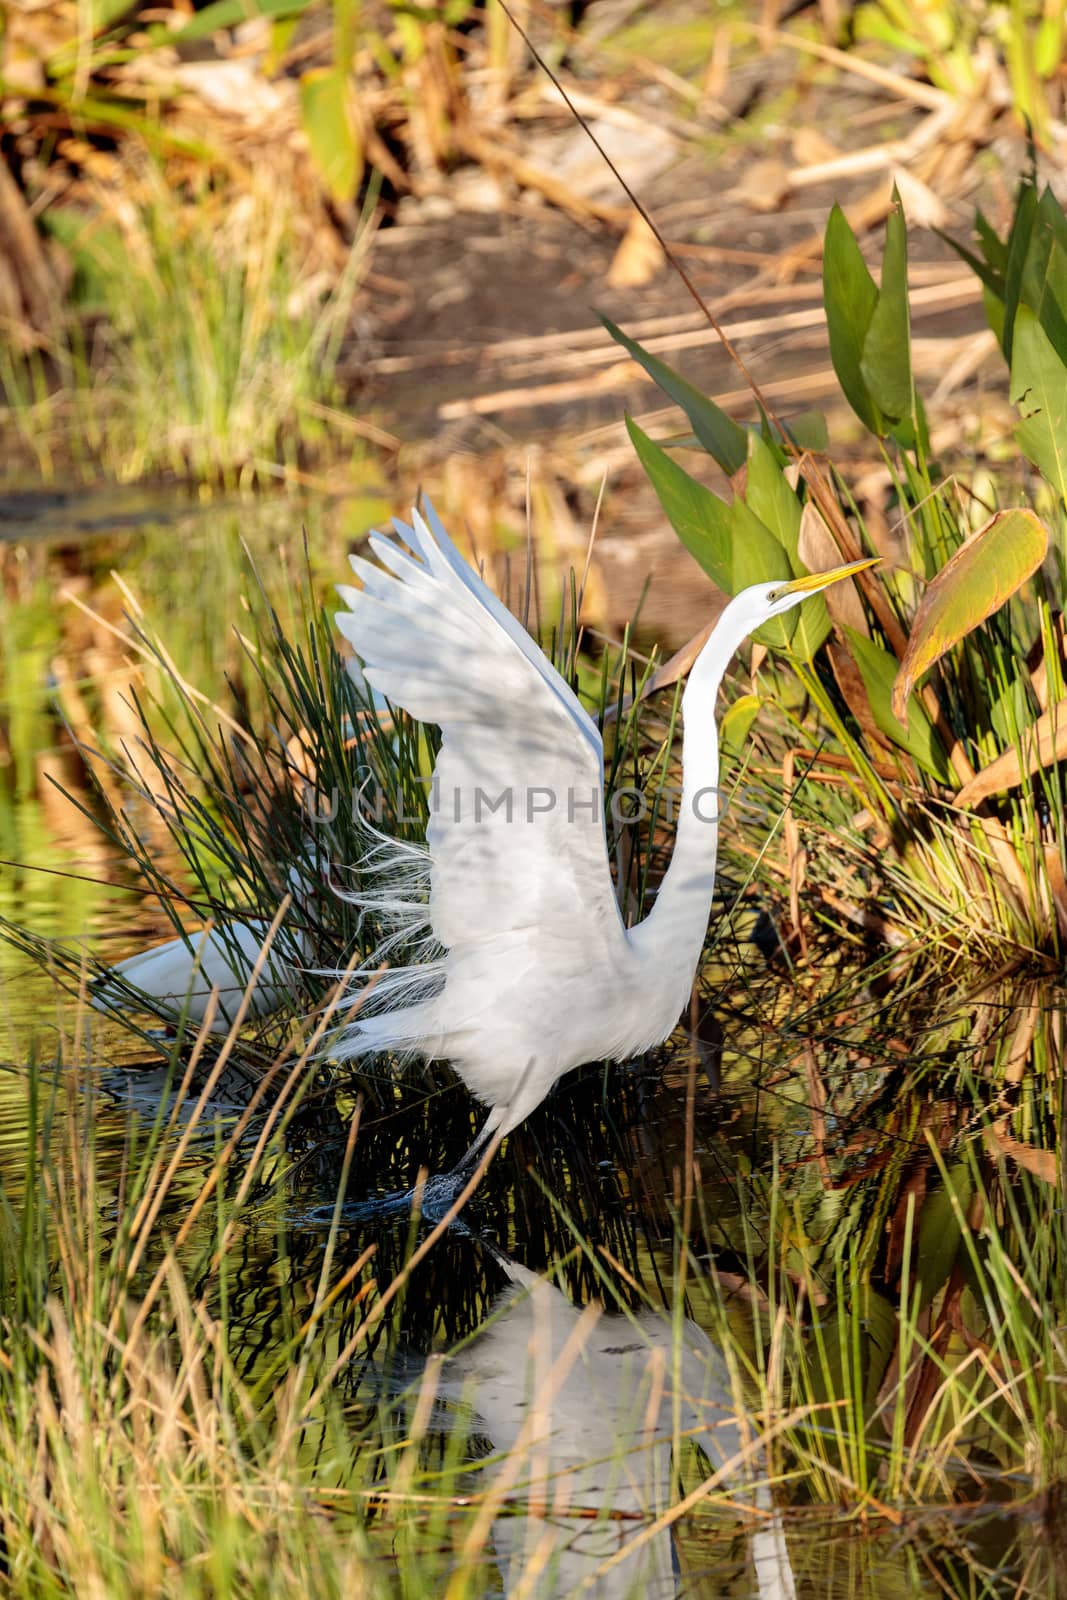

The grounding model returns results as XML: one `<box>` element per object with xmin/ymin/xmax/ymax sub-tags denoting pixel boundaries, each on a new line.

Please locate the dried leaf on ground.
<box><xmin>607</xmin><ymin>214</ymin><xmax>665</xmax><ymax>288</ymax></box>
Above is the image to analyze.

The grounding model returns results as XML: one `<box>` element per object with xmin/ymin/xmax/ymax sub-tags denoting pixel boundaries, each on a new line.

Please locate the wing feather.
<box><xmin>335</xmin><ymin>505</ymin><xmax>626</xmax><ymax>962</ymax></box>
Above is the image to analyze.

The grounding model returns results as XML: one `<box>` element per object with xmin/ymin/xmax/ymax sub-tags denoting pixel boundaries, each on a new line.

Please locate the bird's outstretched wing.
<box><xmin>335</xmin><ymin>503</ymin><xmax>627</xmax><ymax>964</ymax></box>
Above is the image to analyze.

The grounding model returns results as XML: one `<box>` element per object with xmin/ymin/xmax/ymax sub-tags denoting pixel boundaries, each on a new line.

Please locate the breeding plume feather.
<box><xmin>335</xmin><ymin>500</ymin><xmax>875</xmax><ymax>1163</ymax></box>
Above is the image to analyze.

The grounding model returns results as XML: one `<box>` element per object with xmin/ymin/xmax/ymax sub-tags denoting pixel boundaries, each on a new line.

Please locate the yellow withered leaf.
<box><xmin>954</xmin><ymin>695</ymin><xmax>1067</xmax><ymax>807</ymax></box>
<box><xmin>891</xmin><ymin>509</ymin><xmax>1049</xmax><ymax>724</ymax></box>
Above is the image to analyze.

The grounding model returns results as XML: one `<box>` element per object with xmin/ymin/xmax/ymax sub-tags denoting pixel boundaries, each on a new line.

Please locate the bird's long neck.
<box><xmin>628</xmin><ymin>608</ymin><xmax>742</xmax><ymax>983</ymax></box>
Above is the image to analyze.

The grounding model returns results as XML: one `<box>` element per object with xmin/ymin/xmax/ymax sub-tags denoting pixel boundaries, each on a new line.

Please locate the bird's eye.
<box><xmin>767</xmin><ymin>586</ymin><xmax>784</xmax><ymax>603</ymax></box>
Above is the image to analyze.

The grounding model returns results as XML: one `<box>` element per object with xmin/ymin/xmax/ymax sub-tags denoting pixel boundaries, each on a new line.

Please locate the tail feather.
<box><xmin>332</xmin><ymin>991</ymin><xmax>441</xmax><ymax>1064</ymax></box>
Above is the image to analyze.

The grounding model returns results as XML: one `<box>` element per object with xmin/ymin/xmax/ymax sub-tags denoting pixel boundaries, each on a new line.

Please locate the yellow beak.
<box><xmin>775</xmin><ymin>556</ymin><xmax>880</xmax><ymax>596</ymax></box>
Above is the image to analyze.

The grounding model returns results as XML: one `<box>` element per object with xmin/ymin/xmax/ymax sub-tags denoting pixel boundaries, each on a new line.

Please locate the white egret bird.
<box><xmin>335</xmin><ymin>501</ymin><xmax>875</xmax><ymax>1163</ymax></box>
<box><xmin>90</xmin><ymin>867</ymin><xmax>315</xmax><ymax>1034</ymax></box>
<box><xmin>439</xmin><ymin>1251</ymin><xmax>795</xmax><ymax>1598</ymax></box>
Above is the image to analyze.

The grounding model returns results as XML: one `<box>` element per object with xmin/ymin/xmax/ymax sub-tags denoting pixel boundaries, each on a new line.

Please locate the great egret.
<box><xmin>334</xmin><ymin>501</ymin><xmax>875</xmax><ymax>1163</ymax></box>
<box><xmin>439</xmin><ymin>1248</ymin><xmax>795</xmax><ymax>1598</ymax></box>
<box><xmin>90</xmin><ymin>867</ymin><xmax>315</xmax><ymax>1033</ymax></box>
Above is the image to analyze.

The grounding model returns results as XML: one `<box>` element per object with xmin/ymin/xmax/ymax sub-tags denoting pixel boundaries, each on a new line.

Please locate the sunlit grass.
<box><xmin>0</xmin><ymin>993</ymin><xmax>1061</xmax><ymax>1598</ymax></box>
<box><xmin>1</xmin><ymin>168</ymin><xmax>369</xmax><ymax>487</ymax></box>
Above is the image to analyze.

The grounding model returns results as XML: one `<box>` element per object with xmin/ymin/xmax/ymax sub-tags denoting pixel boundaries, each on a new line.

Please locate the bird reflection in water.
<box><xmin>434</xmin><ymin>1250</ymin><xmax>796</xmax><ymax>1599</ymax></box>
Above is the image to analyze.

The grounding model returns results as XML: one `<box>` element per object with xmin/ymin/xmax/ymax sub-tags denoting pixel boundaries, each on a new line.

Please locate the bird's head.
<box><xmin>685</xmin><ymin>554</ymin><xmax>881</xmax><ymax>705</ymax></box>
<box><xmin>746</xmin><ymin>555</ymin><xmax>880</xmax><ymax>622</ymax></box>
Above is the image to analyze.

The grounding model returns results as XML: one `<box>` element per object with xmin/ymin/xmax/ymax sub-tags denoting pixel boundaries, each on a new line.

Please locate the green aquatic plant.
<box><xmin>612</xmin><ymin>186</ymin><xmax>1067</xmax><ymax>959</ymax></box>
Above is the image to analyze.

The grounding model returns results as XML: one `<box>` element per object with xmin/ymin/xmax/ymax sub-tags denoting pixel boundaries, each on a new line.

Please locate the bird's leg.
<box><xmin>446</xmin><ymin>1104</ymin><xmax>506</xmax><ymax>1181</ymax></box>
<box><xmin>423</xmin><ymin>1059</ymin><xmax>539</xmax><ymax>1211</ymax></box>
<box><xmin>414</xmin><ymin>1107</ymin><xmax>506</xmax><ymax>1225</ymax></box>
<box><xmin>445</xmin><ymin>1057</ymin><xmax>539</xmax><ymax>1179</ymax></box>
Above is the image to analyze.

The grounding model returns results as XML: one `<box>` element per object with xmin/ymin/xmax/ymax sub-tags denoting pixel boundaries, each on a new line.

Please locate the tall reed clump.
<box><xmin>1</xmin><ymin>169</ymin><xmax>366</xmax><ymax>486</ymax></box>
<box><xmin>95</xmin><ymin>173</ymin><xmax>366</xmax><ymax>484</ymax></box>
<box><xmin>0</xmin><ymin>1023</ymin><xmax>489</xmax><ymax>1599</ymax></box>
<box><xmin>611</xmin><ymin>178</ymin><xmax>1067</xmax><ymax>963</ymax></box>
<box><xmin>1</xmin><ymin>1013</ymin><xmax>1063</xmax><ymax>1597</ymax></box>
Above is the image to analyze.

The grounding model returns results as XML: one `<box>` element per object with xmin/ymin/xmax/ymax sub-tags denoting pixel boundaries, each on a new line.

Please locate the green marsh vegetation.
<box><xmin>2</xmin><ymin>2</ymin><xmax>1067</xmax><ymax>1594</ymax></box>
<box><xmin>0</xmin><ymin>172</ymin><xmax>367</xmax><ymax>485</ymax></box>
<box><xmin>0</xmin><ymin>928</ymin><xmax>1063</xmax><ymax>1594</ymax></box>
<box><xmin>622</xmin><ymin>177</ymin><xmax>1067</xmax><ymax>963</ymax></box>
<box><xmin>4</xmin><ymin>200</ymin><xmax>1067</xmax><ymax>1578</ymax></box>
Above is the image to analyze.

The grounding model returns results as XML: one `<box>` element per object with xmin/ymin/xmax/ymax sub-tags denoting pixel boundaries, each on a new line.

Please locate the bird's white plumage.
<box><xmin>335</xmin><ymin>505</ymin><xmax>647</xmax><ymax>1135</ymax></box>
<box><xmin>334</xmin><ymin>500</ymin><xmax>874</xmax><ymax>1152</ymax></box>
<box><xmin>338</xmin><ymin>505</ymin><xmax>619</xmax><ymax>952</ymax></box>
<box><xmin>90</xmin><ymin>919</ymin><xmax>308</xmax><ymax>1032</ymax></box>
<box><xmin>90</xmin><ymin>867</ymin><xmax>315</xmax><ymax>1034</ymax></box>
<box><xmin>439</xmin><ymin>1250</ymin><xmax>796</xmax><ymax>1599</ymax></box>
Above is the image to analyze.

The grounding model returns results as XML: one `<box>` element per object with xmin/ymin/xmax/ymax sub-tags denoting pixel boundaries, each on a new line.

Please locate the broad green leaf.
<box><xmin>1011</xmin><ymin>309</ymin><xmax>1067</xmax><ymax>501</ymax></box>
<box><xmin>777</xmin><ymin>409</ymin><xmax>829</xmax><ymax>452</ymax></box>
<box><xmin>823</xmin><ymin>203</ymin><xmax>881</xmax><ymax>434</ymax></box>
<box><xmin>729</xmin><ymin>498</ymin><xmax>793</xmax><ymax>591</ymax></box>
<box><xmin>1002</xmin><ymin>182</ymin><xmax>1039</xmax><ymax>362</ymax></box>
<box><xmin>844</xmin><ymin>628</ymin><xmax>951</xmax><ymax>780</ymax></box>
<box><xmin>1011</xmin><ymin>191</ymin><xmax>1067</xmax><ymax>365</ymax></box>
<box><xmin>162</xmin><ymin>0</ymin><xmax>313</xmax><ymax>43</ymax></box>
<box><xmin>659</xmin><ymin>411</ymin><xmax>827</xmax><ymax>455</ymax></box>
<box><xmin>1018</xmin><ymin>195</ymin><xmax>1055</xmax><ymax>317</ymax></box>
<box><xmin>976</xmin><ymin>207</ymin><xmax>1009</xmax><ymax>276</ymax></box>
<box><xmin>730</xmin><ymin>500</ymin><xmax>794</xmax><ymax>651</ymax></box>
<box><xmin>982</xmin><ymin>283</ymin><xmax>1006</xmax><ymax>350</ymax></box>
<box><xmin>625</xmin><ymin>417</ymin><xmax>732</xmax><ymax>591</ymax></box>
<box><xmin>742</xmin><ymin>434</ymin><xmax>832</xmax><ymax>659</ymax></box>
<box><xmin>744</xmin><ymin>433</ymin><xmax>802</xmax><ymax>561</ymax></box>
<box><xmin>892</xmin><ymin>509</ymin><xmax>1049</xmax><ymax>722</ymax></box>
<box><xmin>914</xmin><ymin>1165</ymin><xmax>972</xmax><ymax>1309</ymax></box>
<box><xmin>1037</xmin><ymin>186</ymin><xmax>1067</xmax><ymax>254</ymax></box>
<box><xmin>785</xmin><ymin>590</ymin><xmax>833</xmax><ymax>664</ymax></box>
<box><xmin>861</xmin><ymin>1290</ymin><xmax>898</xmax><ymax>1409</ymax></box>
<box><xmin>603</xmin><ymin>317</ymin><xmax>747</xmax><ymax>474</ymax></box>
<box><xmin>860</xmin><ymin>191</ymin><xmax>912</xmax><ymax>425</ymax></box>
<box><xmin>654</xmin><ymin>431</ymin><xmax>703</xmax><ymax>450</ymax></box>
<box><xmin>806</xmin><ymin>1287</ymin><xmax>898</xmax><ymax>1417</ymax></box>
<box><xmin>300</xmin><ymin>68</ymin><xmax>361</xmax><ymax>203</ymax></box>
<box><xmin>720</xmin><ymin>693</ymin><xmax>761</xmax><ymax>754</ymax></box>
<box><xmin>1035</xmin><ymin>245</ymin><xmax>1067</xmax><ymax>368</ymax></box>
<box><xmin>939</xmin><ymin>229</ymin><xmax>1003</xmax><ymax>297</ymax></box>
